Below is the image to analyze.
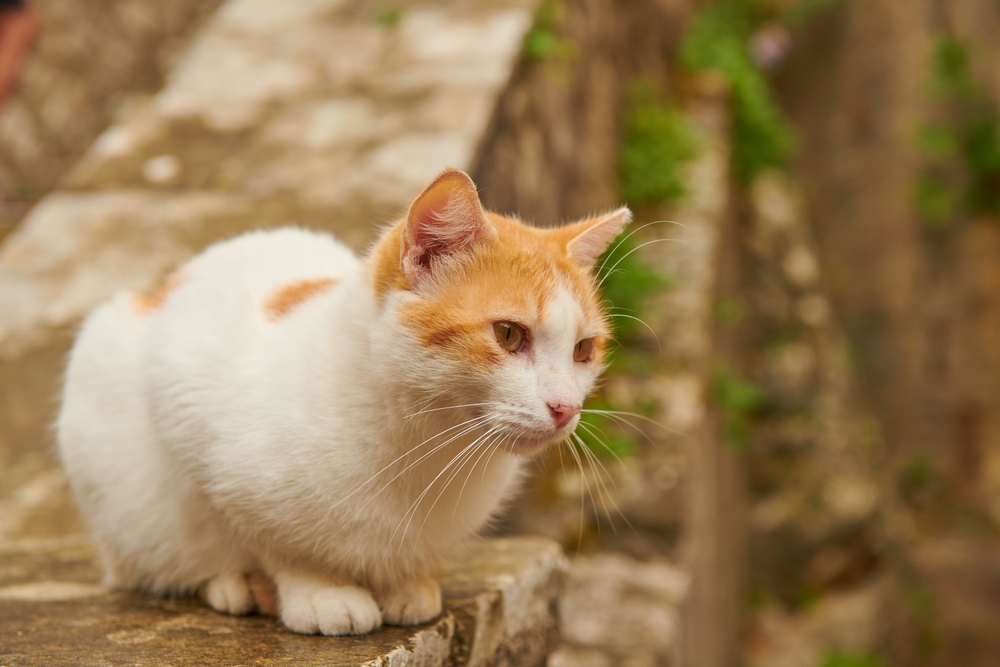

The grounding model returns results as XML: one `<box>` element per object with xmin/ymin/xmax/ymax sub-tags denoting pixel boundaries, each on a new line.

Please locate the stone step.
<box><xmin>0</xmin><ymin>536</ymin><xmax>566</xmax><ymax>667</ymax></box>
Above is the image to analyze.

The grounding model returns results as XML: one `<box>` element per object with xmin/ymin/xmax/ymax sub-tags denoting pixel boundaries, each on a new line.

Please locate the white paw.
<box><xmin>198</xmin><ymin>572</ymin><xmax>254</xmax><ymax>615</ymax></box>
<box><xmin>280</xmin><ymin>583</ymin><xmax>382</xmax><ymax>635</ymax></box>
<box><xmin>379</xmin><ymin>577</ymin><xmax>442</xmax><ymax>626</ymax></box>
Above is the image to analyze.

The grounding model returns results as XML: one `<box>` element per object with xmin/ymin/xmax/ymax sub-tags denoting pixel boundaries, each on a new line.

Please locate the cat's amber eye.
<box><xmin>493</xmin><ymin>322</ymin><xmax>526</xmax><ymax>353</ymax></box>
<box><xmin>574</xmin><ymin>338</ymin><xmax>595</xmax><ymax>362</ymax></box>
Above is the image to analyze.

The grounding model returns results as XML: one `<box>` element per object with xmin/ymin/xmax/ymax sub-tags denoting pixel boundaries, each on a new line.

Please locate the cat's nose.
<box><xmin>547</xmin><ymin>403</ymin><xmax>581</xmax><ymax>429</ymax></box>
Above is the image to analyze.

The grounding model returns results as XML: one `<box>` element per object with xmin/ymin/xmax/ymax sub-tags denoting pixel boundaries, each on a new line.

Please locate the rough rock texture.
<box><xmin>0</xmin><ymin>535</ymin><xmax>567</xmax><ymax>667</ymax></box>
<box><xmin>736</xmin><ymin>172</ymin><xmax>887</xmax><ymax>667</ymax></box>
<box><xmin>473</xmin><ymin>0</ymin><xmax>692</xmax><ymax>224</ymax></box>
<box><xmin>0</xmin><ymin>0</ymin><xmax>225</xmax><ymax>237</ymax></box>
<box><xmin>741</xmin><ymin>172</ymin><xmax>884</xmax><ymax>602</ymax></box>
<box><xmin>549</xmin><ymin>553</ymin><xmax>688</xmax><ymax>667</ymax></box>
<box><xmin>778</xmin><ymin>1</ymin><xmax>1000</xmax><ymax>664</ymax></box>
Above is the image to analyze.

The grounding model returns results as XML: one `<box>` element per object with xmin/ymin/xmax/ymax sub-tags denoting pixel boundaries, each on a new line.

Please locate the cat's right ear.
<box><xmin>401</xmin><ymin>168</ymin><xmax>495</xmax><ymax>282</ymax></box>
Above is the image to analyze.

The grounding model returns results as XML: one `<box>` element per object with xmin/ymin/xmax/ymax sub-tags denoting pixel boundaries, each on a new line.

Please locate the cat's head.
<box><xmin>369</xmin><ymin>169</ymin><xmax>630</xmax><ymax>455</ymax></box>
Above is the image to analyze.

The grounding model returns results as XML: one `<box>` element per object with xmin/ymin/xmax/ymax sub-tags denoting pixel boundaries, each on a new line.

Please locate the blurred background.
<box><xmin>2</xmin><ymin>1</ymin><xmax>1000</xmax><ymax>666</ymax></box>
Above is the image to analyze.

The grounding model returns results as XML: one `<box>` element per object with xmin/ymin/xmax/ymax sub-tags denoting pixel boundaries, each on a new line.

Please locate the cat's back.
<box><xmin>178</xmin><ymin>227</ymin><xmax>358</xmax><ymax>307</ymax></box>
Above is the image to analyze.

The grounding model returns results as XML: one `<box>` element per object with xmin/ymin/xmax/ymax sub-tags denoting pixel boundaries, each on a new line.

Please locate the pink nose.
<box><xmin>547</xmin><ymin>403</ymin><xmax>581</xmax><ymax>429</ymax></box>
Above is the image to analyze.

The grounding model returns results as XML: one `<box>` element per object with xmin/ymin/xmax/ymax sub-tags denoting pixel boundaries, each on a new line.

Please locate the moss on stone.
<box><xmin>915</xmin><ymin>35</ymin><xmax>1000</xmax><ymax>226</ymax></box>
<box><xmin>619</xmin><ymin>82</ymin><xmax>701</xmax><ymax>207</ymax></box>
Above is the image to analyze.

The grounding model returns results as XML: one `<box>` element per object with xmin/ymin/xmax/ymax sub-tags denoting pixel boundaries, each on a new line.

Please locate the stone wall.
<box><xmin>778</xmin><ymin>2</ymin><xmax>1000</xmax><ymax>664</ymax></box>
<box><xmin>472</xmin><ymin>0</ymin><xmax>691</xmax><ymax>223</ymax></box>
<box><xmin>0</xmin><ymin>0</ymin><xmax>224</xmax><ymax>238</ymax></box>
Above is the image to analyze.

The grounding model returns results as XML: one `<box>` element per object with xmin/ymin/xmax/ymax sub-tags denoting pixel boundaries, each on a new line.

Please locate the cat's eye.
<box><xmin>574</xmin><ymin>338</ymin><xmax>595</xmax><ymax>362</ymax></box>
<box><xmin>493</xmin><ymin>322</ymin><xmax>526</xmax><ymax>353</ymax></box>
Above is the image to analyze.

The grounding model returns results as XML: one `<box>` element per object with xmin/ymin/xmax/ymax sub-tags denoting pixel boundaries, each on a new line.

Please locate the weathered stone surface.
<box><xmin>551</xmin><ymin>553</ymin><xmax>688</xmax><ymax>667</ymax></box>
<box><xmin>0</xmin><ymin>535</ymin><xmax>566</xmax><ymax>667</ymax></box>
<box><xmin>0</xmin><ymin>0</ymin><xmax>225</xmax><ymax>220</ymax></box>
<box><xmin>745</xmin><ymin>577</ymin><xmax>884</xmax><ymax>667</ymax></box>
<box><xmin>0</xmin><ymin>190</ymin><xmax>249</xmax><ymax>356</ymax></box>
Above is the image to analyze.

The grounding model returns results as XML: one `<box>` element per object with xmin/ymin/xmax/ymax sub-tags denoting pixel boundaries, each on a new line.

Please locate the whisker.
<box><xmin>575</xmin><ymin>420</ymin><xmax>629</xmax><ymax>470</ymax></box>
<box><xmin>405</xmin><ymin>426</ymin><xmax>502</xmax><ymax>546</ymax></box>
<box><xmin>572</xmin><ymin>432</ymin><xmax>634</xmax><ymax>532</ymax></box>
<box><xmin>452</xmin><ymin>429</ymin><xmax>508</xmax><ymax>521</ymax></box>
<box><xmin>572</xmin><ymin>434</ymin><xmax>616</xmax><ymax>535</ymax></box>
<box><xmin>581</xmin><ymin>408</ymin><xmax>675</xmax><ymax>436</ymax></box>
<box><xmin>345</xmin><ymin>416</ymin><xmax>492</xmax><ymax>521</ymax></box>
<box><xmin>563</xmin><ymin>437</ymin><xmax>588</xmax><ymax>551</ymax></box>
<box><xmin>598</xmin><ymin>238</ymin><xmax>693</xmax><ymax>288</ymax></box>
<box><xmin>403</xmin><ymin>402</ymin><xmax>497</xmax><ymax>420</ymax></box>
<box><xmin>392</xmin><ymin>426</ymin><xmax>500</xmax><ymax>553</ymax></box>
<box><xmin>606</xmin><ymin>313</ymin><xmax>661</xmax><ymax>354</ymax></box>
<box><xmin>480</xmin><ymin>428</ymin><xmax>512</xmax><ymax>484</ymax></box>
<box><xmin>597</xmin><ymin>219</ymin><xmax>683</xmax><ymax>277</ymax></box>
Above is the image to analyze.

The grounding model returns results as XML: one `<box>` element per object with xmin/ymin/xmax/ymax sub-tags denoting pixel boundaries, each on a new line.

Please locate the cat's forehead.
<box><xmin>440</xmin><ymin>213</ymin><xmax>603</xmax><ymax>318</ymax></box>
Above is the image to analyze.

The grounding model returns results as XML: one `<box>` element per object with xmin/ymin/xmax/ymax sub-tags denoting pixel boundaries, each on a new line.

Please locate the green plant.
<box><xmin>913</xmin><ymin>175</ymin><xmax>957</xmax><ymax>228</ymax></box>
<box><xmin>597</xmin><ymin>233</ymin><xmax>674</xmax><ymax>347</ymax></box>
<box><xmin>792</xmin><ymin>586</ymin><xmax>822</xmax><ymax>611</ymax></box>
<box><xmin>522</xmin><ymin>0</ymin><xmax>576</xmax><ymax>62</ymax></box>
<box><xmin>372</xmin><ymin>9</ymin><xmax>400</xmax><ymax>28</ymax></box>
<box><xmin>915</xmin><ymin>35</ymin><xmax>1000</xmax><ymax>225</ymax></box>
<box><xmin>711</xmin><ymin>364</ymin><xmax>766</xmax><ymax>449</ymax></box>
<box><xmin>819</xmin><ymin>651</ymin><xmax>887</xmax><ymax>667</ymax></box>
<box><xmin>713</xmin><ymin>295</ymin><xmax>747</xmax><ymax>325</ymax></box>
<box><xmin>782</xmin><ymin>0</ymin><xmax>840</xmax><ymax>24</ymax></box>
<box><xmin>678</xmin><ymin>0</ymin><xmax>840</xmax><ymax>184</ymax></box>
<box><xmin>680</xmin><ymin>0</ymin><xmax>795</xmax><ymax>184</ymax></box>
<box><xmin>620</xmin><ymin>82</ymin><xmax>702</xmax><ymax>206</ymax></box>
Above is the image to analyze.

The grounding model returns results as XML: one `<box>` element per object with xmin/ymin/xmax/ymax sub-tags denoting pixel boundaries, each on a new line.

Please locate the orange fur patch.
<box><xmin>263</xmin><ymin>277</ymin><xmax>337</xmax><ymax>321</ymax></box>
<box><xmin>368</xmin><ymin>212</ymin><xmax>610</xmax><ymax>371</ymax></box>
<box><xmin>133</xmin><ymin>269</ymin><xmax>185</xmax><ymax>315</ymax></box>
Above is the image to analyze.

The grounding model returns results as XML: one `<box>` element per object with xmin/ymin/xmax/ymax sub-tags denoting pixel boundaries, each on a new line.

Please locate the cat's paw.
<box><xmin>279</xmin><ymin>582</ymin><xmax>382</xmax><ymax>635</ymax></box>
<box><xmin>198</xmin><ymin>572</ymin><xmax>255</xmax><ymax>615</ymax></box>
<box><xmin>379</xmin><ymin>576</ymin><xmax>442</xmax><ymax>626</ymax></box>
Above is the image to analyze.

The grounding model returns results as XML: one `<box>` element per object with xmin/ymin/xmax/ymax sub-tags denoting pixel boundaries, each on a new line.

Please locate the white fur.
<box><xmin>57</xmin><ymin>225</ymin><xmax>604</xmax><ymax>635</ymax></box>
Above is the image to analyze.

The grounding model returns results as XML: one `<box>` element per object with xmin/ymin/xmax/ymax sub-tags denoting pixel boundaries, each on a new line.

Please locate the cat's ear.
<box><xmin>560</xmin><ymin>207</ymin><xmax>633</xmax><ymax>268</ymax></box>
<box><xmin>402</xmin><ymin>168</ymin><xmax>495</xmax><ymax>281</ymax></box>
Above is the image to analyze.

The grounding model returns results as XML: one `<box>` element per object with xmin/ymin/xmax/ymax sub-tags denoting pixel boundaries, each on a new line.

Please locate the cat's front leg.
<box><xmin>273</xmin><ymin>571</ymin><xmax>382</xmax><ymax>635</ymax></box>
<box><xmin>377</xmin><ymin>575</ymin><xmax>442</xmax><ymax>626</ymax></box>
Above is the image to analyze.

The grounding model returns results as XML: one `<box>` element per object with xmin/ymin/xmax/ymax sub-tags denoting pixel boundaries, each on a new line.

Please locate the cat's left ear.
<box><xmin>402</xmin><ymin>168</ymin><xmax>496</xmax><ymax>282</ymax></box>
<box><xmin>559</xmin><ymin>207</ymin><xmax>633</xmax><ymax>268</ymax></box>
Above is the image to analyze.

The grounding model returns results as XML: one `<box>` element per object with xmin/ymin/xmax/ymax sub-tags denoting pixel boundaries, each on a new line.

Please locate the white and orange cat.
<box><xmin>57</xmin><ymin>168</ymin><xmax>630</xmax><ymax>636</ymax></box>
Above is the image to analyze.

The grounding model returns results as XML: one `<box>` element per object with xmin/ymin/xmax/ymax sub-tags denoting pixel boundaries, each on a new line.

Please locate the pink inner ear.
<box><xmin>403</xmin><ymin>169</ymin><xmax>493</xmax><ymax>276</ymax></box>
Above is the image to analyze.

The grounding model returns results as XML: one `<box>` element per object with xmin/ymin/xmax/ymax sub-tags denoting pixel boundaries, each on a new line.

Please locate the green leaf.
<box><xmin>620</xmin><ymin>81</ymin><xmax>702</xmax><ymax>206</ymax></box>
<box><xmin>913</xmin><ymin>175</ymin><xmax>957</xmax><ymax>228</ymax></box>
<box><xmin>373</xmin><ymin>9</ymin><xmax>400</xmax><ymax>28</ymax></box>
<box><xmin>680</xmin><ymin>0</ymin><xmax>795</xmax><ymax>183</ymax></box>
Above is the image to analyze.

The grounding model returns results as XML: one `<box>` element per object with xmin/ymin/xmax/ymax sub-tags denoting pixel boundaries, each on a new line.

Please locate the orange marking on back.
<box><xmin>264</xmin><ymin>277</ymin><xmax>338</xmax><ymax>321</ymax></box>
<box><xmin>133</xmin><ymin>269</ymin><xmax>186</xmax><ymax>315</ymax></box>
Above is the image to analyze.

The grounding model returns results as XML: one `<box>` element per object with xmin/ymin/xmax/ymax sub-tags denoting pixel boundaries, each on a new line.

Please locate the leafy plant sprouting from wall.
<box><xmin>573</xmin><ymin>82</ymin><xmax>698</xmax><ymax>462</ymax></box>
<box><xmin>915</xmin><ymin>35</ymin><xmax>1000</xmax><ymax>228</ymax></box>
<box><xmin>522</xmin><ymin>0</ymin><xmax>577</xmax><ymax>64</ymax></box>
<box><xmin>680</xmin><ymin>0</ymin><xmax>793</xmax><ymax>184</ymax></box>
<box><xmin>679</xmin><ymin>0</ymin><xmax>839</xmax><ymax>185</ymax></box>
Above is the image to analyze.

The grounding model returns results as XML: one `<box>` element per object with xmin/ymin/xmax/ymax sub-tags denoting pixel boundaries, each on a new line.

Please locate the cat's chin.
<box><xmin>507</xmin><ymin>432</ymin><xmax>564</xmax><ymax>456</ymax></box>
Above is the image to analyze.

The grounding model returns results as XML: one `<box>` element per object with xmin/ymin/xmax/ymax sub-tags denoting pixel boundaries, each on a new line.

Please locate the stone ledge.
<box><xmin>0</xmin><ymin>536</ymin><xmax>567</xmax><ymax>667</ymax></box>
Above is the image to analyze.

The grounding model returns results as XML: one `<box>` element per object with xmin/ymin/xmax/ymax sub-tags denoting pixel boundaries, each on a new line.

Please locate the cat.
<box><xmin>56</xmin><ymin>168</ymin><xmax>631</xmax><ymax>636</ymax></box>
